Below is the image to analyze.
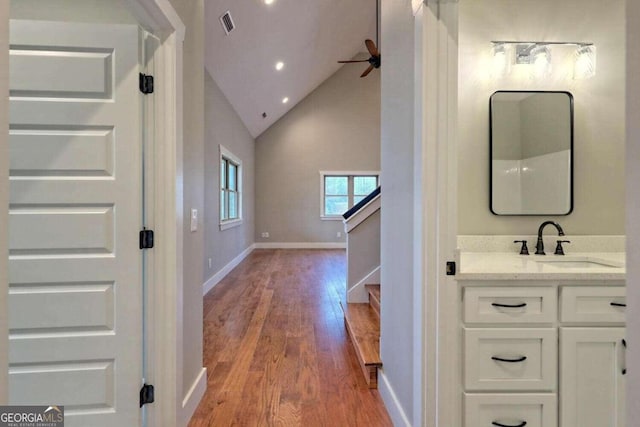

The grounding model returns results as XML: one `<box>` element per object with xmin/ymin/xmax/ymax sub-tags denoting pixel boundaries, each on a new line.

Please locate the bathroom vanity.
<box><xmin>455</xmin><ymin>248</ymin><xmax>625</xmax><ymax>427</ymax></box>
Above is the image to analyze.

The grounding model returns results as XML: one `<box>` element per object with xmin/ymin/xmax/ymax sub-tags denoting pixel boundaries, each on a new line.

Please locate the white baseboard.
<box><xmin>379</xmin><ymin>370</ymin><xmax>412</xmax><ymax>427</ymax></box>
<box><xmin>254</xmin><ymin>242</ymin><xmax>346</xmax><ymax>249</ymax></box>
<box><xmin>347</xmin><ymin>265</ymin><xmax>381</xmax><ymax>303</ymax></box>
<box><xmin>180</xmin><ymin>367</ymin><xmax>207</xmax><ymax>427</ymax></box>
<box><xmin>203</xmin><ymin>244</ymin><xmax>255</xmax><ymax>296</ymax></box>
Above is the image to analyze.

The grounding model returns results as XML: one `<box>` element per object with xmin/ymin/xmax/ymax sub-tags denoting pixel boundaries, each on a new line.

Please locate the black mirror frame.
<box><xmin>489</xmin><ymin>90</ymin><xmax>574</xmax><ymax>216</ymax></box>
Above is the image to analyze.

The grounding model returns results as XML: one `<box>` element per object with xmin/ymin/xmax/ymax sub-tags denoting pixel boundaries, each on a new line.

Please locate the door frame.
<box><xmin>416</xmin><ymin>1</ymin><xmax>459</xmax><ymax>426</ymax></box>
<box><xmin>124</xmin><ymin>1</ymin><xmax>187</xmax><ymax>425</ymax></box>
<box><xmin>0</xmin><ymin>1</ymin><xmax>188</xmax><ymax>425</ymax></box>
<box><xmin>0</xmin><ymin>0</ymin><xmax>8</xmax><ymax>405</ymax></box>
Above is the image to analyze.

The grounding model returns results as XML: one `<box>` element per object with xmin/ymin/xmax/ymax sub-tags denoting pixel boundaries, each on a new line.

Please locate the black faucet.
<box><xmin>535</xmin><ymin>221</ymin><xmax>565</xmax><ymax>255</ymax></box>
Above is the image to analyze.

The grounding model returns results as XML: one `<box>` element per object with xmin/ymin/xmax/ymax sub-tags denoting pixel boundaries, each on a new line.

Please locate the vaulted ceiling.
<box><xmin>204</xmin><ymin>0</ymin><xmax>377</xmax><ymax>137</ymax></box>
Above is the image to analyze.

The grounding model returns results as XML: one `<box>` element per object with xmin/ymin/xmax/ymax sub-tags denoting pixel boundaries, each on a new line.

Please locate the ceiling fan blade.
<box><xmin>365</xmin><ymin>39</ymin><xmax>379</xmax><ymax>57</ymax></box>
<box><xmin>360</xmin><ymin>64</ymin><xmax>375</xmax><ymax>78</ymax></box>
<box><xmin>338</xmin><ymin>60</ymin><xmax>370</xmax><ymax>63</ymax></box>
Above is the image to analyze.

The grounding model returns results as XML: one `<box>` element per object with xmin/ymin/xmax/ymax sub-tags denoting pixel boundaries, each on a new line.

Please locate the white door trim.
<box><xmin>419</xmin><ymin>1</ymin><xmax>459</xmax><ymax>427</ymax></box>
<box><xmin>0</xmin><ymin>0</ymin><xmax>8</xmax><ymax>405</ymax></box>
<box><xmin>123</xmin><ymin>1</ymin><xmax>187</xmax><ymax>426</ymax></box>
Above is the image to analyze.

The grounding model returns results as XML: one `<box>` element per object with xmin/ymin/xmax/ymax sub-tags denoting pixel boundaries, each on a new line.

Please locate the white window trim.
<box><xmin>319</xmin><ymin>170</ymin><xmax>380</xmax><ymax>220</ymax></box>
<box><xmin>220</xmin><ymin>145</ymin><xmax>243</xmax><ymax>230</ymax></box>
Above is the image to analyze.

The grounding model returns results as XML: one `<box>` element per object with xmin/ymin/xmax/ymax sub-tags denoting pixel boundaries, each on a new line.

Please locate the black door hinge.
<box><xmin>140</xmin><ymin>228</ymin><xmax>154</xmax><ymax>249</ymax></box>
<box><xmin>139</xmin><ymin>73</ymin><xmax>154</xmax><ymax>94</ymax></box>
<box><xmin>446</xmin><ymin>261</ymin><xmax>456</xmax><ymax>276</ymax></box>
<box><xmin>140</xmin><ymin>384</ymin><xmax>155</xmax><ymax>407</ymax></box>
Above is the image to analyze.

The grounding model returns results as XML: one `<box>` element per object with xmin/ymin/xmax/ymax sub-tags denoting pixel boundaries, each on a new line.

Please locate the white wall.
<box><xmin>626</xmin><ymin>0</ymin><xmax>640</xmax><ymax>421</ymax></box>
<box><xmin>346</xmin><ymin>209</ymin><xmax>380</xmax><ymax>302</ymax></box>
<box><xmin>459</xmin><ymin>0</ymin><xmax>625</xmax><ymax>235</ymax></box>
<box><xmin>0</xmin><ymin>0</ymin><xmax>8</xmax><ymax>404</ymax></box>
<box><xmin>493</xmin><ymin>150</ymin><xmax>571</xmax><ymax>214</ymax></box>
<box><xmin>255</xmin><ymin>61</ymin><xmax>380</xmax><ymax>245</ymax></box>
<box><xmin>204</xmin><ymin>71</ymin><xmax>255</xmax><ymax>279</ymax></box>
<box><xmin>379</xmin><ymin>0</ymin><xmax>416</xmax><ymax>423</ymax></box>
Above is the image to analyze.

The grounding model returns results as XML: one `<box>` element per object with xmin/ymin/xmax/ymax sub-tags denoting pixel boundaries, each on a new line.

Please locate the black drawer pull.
<box><xmin>492</xmin><ymin>302</ymin><xmax>527</xmax><ymax>308</ymax></box>
<box><xmin>610</xmin><ymin>302</ymin><xmax>627</xmax><ymax>308</ymax></box>
<box><xmin>491</xmin><ymin>355</ymin><xmax>527</xmax><ymax>363</ymax></box>
<box><xmin>492</xmin><ymin>422</ymin><xmax>527</xmax><ymax>427</ymax></box>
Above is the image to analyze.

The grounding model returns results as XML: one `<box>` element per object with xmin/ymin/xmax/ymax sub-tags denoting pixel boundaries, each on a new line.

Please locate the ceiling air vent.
<box><xmin>220</xmin><ymin>11</ymin><xmax>235</xmax><ymax>35</ymax></box>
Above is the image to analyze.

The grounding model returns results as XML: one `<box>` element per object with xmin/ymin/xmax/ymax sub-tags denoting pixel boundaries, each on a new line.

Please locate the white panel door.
<box><xmin>8</xmin><ymin>20</ymin><xmax>142</xmax><ymax>427</ymax></box>
<box><xmin>560</xmin><ymin>328</ymin><xmax>626</xmax><ymax>427</ymax></box>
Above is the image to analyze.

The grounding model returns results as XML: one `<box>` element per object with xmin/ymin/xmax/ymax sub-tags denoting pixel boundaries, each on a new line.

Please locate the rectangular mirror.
<box><xmin>490</xmin><ymin>91</ymin><xmax>573</xmax><ymax>215</ymax></box>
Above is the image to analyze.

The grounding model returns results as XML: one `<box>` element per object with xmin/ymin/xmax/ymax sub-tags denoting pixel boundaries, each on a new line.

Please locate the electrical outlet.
<box><xmin>190</xmin><ymin>209</ymin><xmax>198</xmax><ymax>232</ymax></box>
<box><xmin>337</xmin><ymin>231</ymin><xmax>342</xmax><ymax>238</ymax></box>
<box><xmin>208</xmin><ymin>258</ymin><xmax>212</xmax><ymax>269</ymax></box>
<box><xmin>261</xmin><ymin>232</ymin><xmax>270</xmax><ymax>238</ymax></box>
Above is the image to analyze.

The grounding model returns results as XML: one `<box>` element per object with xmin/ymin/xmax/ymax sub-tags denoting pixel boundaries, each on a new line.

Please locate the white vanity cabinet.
<box><xmin>559</xmin><ymin>286</ymin><xmax>626</xmax><ymax>427</ymax></box>
<box><xmin>460</xmin><ymin>282</ymin><xmax>626</xmax><ymax>427</ymax></box>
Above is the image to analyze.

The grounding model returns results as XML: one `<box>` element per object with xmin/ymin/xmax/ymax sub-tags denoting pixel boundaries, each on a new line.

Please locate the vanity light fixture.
<box><xmin>491</xmin><ymin>41</ymin><xmax>596</xmax><ymax>79</ymax></box>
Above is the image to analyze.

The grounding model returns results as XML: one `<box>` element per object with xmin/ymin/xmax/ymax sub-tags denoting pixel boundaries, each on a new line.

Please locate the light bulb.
<box><xmin>282</xmin><ymin>97</ymin><xmax>289</xmax><ymax>104</ymax></box>
<box><xmin>275</xmin><ymin>61</ymin><xmax>284</xmax><ymax>71</ymax></box>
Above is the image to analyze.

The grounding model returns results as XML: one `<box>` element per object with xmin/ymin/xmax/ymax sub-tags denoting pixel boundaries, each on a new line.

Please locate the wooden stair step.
<box><xmin>366</xmin><ymin>284</ymin><xmax>380</xmax><ymax>318</ymax></box>
<box><xmin>339</xmin><ymin>301</ymin><xmax>382</xmax><ymax>389</ymax></box>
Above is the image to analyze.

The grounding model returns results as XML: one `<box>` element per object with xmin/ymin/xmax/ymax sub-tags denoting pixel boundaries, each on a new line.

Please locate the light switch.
<box><xmin>190</xmin><ymin>209</ymin><xmax>198</xmax><ymax>232</ymax></box>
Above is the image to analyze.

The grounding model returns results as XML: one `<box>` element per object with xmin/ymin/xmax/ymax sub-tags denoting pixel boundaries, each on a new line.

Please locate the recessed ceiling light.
<box><xmin>275</xmin><ymin>61</ymin><xmax>284</xmax><ymax>71</ymax></box>
<box><xmin>264</xmin><ymin>0</ymin><xmax>274</xmax><ymax>4</ymax></box>
<box><xmin>282</xmin><ymin>97</ymin><xmax>289</xmax><ymax>104</ymax></box>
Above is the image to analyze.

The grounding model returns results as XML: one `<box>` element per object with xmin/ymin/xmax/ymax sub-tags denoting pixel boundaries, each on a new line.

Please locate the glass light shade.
<box><xmin>574</xmin><ymin>45</ymin><xmax>596</xmax><ymax>79</ymax></box>
<box><xmin>492</xmin><ymin>44</ymin><xmax>510</xmax><ymax>78</ymax></box>
<box><xmin>531</xmin><ymin>45</ymin><xmax>552</xmax><ymax>78</ymax></box>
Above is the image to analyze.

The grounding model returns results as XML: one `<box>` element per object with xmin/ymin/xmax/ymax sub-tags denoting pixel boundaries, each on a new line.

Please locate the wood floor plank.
<box><xmin>188</xmin><ymin>249</ymin><xmax>392</xmax><ymax>427</ymax></box>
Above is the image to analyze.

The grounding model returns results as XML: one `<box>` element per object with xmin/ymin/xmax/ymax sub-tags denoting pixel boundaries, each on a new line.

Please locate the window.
<box><xmin>320</xmin><ymin>172</ymin><xmax>379</xmax><ymax>219</ymax></box>
<box><xmin>220</xmin><ymin>146</ymin><xmax>242</xmax><ymax>230</ymax></box>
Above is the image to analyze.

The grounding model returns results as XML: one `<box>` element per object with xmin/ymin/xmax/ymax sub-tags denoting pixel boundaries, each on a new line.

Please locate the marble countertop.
<box><xmin>456</xmin><ymin>251</ymin><xmax>626</xmax><ymax>281</ymax></box>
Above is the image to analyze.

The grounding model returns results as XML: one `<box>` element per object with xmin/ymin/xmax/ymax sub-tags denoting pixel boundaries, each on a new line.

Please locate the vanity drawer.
<box><xmin>464</xmin><ymin>287</ymin><xmax>556</xmax><ymax>324</ymax></box>
<box><xmin>560</xmin><ymin>286</ymin><xmax>626</xmax><ymax>323</ymax></box>
<box><xmin>464</xmin><ymin>328</ymin><xmax>557</xmax><ymax>391</ymax></box>
<box><xmin>464</xmin><ymin>393</ymin><xmax>557</xmax><ymax>427</ymax></box>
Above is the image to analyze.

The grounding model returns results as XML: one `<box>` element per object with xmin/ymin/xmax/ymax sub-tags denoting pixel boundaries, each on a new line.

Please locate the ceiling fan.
<box><xmin>338</xmin><ymin>1</ymin><xmax>380</xmax><ymax>78</ymax></box>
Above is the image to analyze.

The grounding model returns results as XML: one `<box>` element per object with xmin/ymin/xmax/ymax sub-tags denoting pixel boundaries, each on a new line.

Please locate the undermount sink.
<box><xmin>534</xmin><ymin>256</ymin><xmax>623</xmax><ymax>269</ymax></box>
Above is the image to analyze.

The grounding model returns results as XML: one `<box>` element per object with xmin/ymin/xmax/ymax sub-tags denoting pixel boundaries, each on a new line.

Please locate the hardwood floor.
<box><xmin>188</xmin><ymin>249</ymin><xmax>393</xmax><ymax>427</ymax></box>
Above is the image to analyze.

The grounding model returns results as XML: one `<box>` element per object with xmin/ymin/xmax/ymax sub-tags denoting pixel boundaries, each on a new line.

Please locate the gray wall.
<box><xmin>492</xmin><ymin>100</ymin><xmax>522</xmax><ymax>160</ymax></box>
<box><xmin>380</xmin><ymin>0</ymin><xmax>415</xmax><ymax>422</ymax></box>
<box><xmin>255</xmin><ymin>61</ymin><xmax>380</xmax><ymax>244</ymax></box>
<box><xmin>0</xmin><ymin>0</ymin><xmax>8</xmax><ymax>404</ymax></box>
<box><xmin>204</xmin><ymin>71</ymin><xmax>255</xmax><ymax>277</ymax></box>
<box><xmin>168</xmin><ymin>0</ymin><xmax>206</xmax><ymax>401</ymax></box>
<box><xmin>459</xmin><ymin>0</ymin><xmax>625</xmax><ymax>235</ymax></box>
<box><xmin>520</xmin><ymin>93</ymin><xmax>571</xmax><ymax>158</ymax></box>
